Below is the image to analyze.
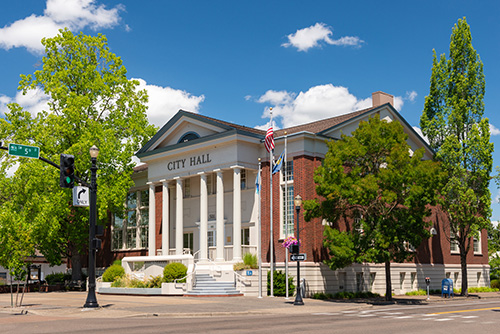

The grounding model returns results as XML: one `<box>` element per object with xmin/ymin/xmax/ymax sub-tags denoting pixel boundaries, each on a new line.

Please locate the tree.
<box><xmin>305</xmin><ymin>115</ymin><xmax>441</xmax><ymax>301</ymax></box>
<box><xmin>420</xmin><ymin>18</ymin><xmax>493</xmax><ymax>296</ymax></box>
<box><xmin>0</xmin><ymin>29</ymin><xmax>157</xmax><ymax>281</ymax></box>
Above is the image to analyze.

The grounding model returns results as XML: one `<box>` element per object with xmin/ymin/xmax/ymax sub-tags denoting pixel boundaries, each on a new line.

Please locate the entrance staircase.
<box><xmin>185</xmin><ymin>273</ymin><xmax>242</xmax><ymax>297</ymax></box>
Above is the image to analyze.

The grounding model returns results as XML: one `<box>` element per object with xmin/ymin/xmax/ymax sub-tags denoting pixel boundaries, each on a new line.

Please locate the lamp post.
<box><xmin>293</xmin><ymin>195</ymin><xmax>304</xmax><ymax>306</ymax></box>
<box><xmin>84</xmin><ymin>145</ymin><xmax>99</xmax><ymax>308</ymax></box>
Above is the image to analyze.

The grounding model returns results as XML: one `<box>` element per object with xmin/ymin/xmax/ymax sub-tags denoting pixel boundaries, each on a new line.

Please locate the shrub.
<box><xmin>243</xmin><ymin>253</ymin><xmax>258</xmax><ymax>269</ymax></box>
<box><xmin>267</xmin><ymin>270</ymin><xmax>295</xmax><ymax>296</ymax></box>
<box><xmin>163</xmin><ymin>262</ymin><xmax>187</xmax><ymax>283</ymax></box>
<box><xmin>233</xmin><ymin>253</ymin><xmax>258</xmax><ymax>271</ymax></box>
<box><xmin>311</xmin><ymin>292</ymin><xmax>334</xmax><ymax>300</ymax></box>
<box><xmin>405</xmin><ymin>289</ymin><xmax>427</xmax><ymax>296</ymax></box>
<box><xmin>333</xmin><ymin>291</ymin><xmax>380</xmax><ymax>299</ymax></box>
<box><xmin>45</xmin><ymin>272</ymin><xmax>71</xmax><ymax>285</ymax></box>
<box><xmin>102</xmin><ymin>264</ymin><xmax>125</xmax><ymax>282</ymax></box>
<box><xmin>490</xmin><ymin>279</ymin><xmax>500</xmax><ymax>290</ymax></box>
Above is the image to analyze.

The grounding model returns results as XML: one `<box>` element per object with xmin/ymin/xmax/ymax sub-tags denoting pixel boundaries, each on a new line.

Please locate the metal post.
<box><xmin>294</xmin><ymin>195</ymin><xmax>304</xmax><ymax>305</ymax></box>
<box><xmin>84</xmin><ymin>147</ymin><xmax>99</xmax><ymax>308</ymax></box>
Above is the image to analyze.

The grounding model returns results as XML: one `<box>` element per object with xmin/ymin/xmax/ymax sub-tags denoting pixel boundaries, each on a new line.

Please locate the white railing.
<box><xmin>234</xmin><ymin>271</ymin><xmax>251</xmax><ymax>290</ymax></box>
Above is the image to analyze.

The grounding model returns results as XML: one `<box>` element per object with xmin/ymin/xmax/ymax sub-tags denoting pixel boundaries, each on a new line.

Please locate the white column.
<box><xmin>161</xmin><ymin>179</ymin><xmax>169</xmax><ymax>255</ymax></box>
<box><xmin>232</xmin><ymin>166</ymin><xmax>242</xmax><ymax>261</ymax></box>
<box><xmin>215</xmin><ymin>169</ymin><xmax>224</xmax><ymax>262</ymax></box>
<box><xmin>147</xmin><ymin>182</ymin><xmax>156</xmax><ymax>257</ymax></box>
<box><xmin>198</xmin><ymin>172</ymin><xmax>208</xmax><ymax>261</ymax></box>
<box><xmin>174</xmin><ymin>177</ymin><xmax>184</xmax><ymax>255</ymax></box>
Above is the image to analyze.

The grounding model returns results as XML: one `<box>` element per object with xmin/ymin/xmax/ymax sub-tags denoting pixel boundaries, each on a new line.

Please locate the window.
<box><xmin>450</xmin><ymin>232</ymin><xmax>459</xmax><ymax>253</ymax></box>
<box><xmin>240</xmin><ymin>169</ymin><xmax>246</xmax><ymax>190</ymax></box>
<box><xmin>400</xmin><ymin>272</ymin><xmax>406</xmax><ymax>290</ymax></box>
<box><xmin>184</xmin><ymin>232</ymin><xmax>194</xmax><ymax>254</ymax></box>
<box><xmin>280</xmin><ymin>160</ymin><xmax>294</xmax><ymax>238</ymax></box>
<box><xmin>113</xmin><ymin>190</ymin><xmax>149</xmax><ymax>250</ymax></box>
<box><xmin>241</xmin><ymin>228</ymin><xmax>250</xmax><ymax>245</ymax></box>
<box><xmin>178</xmin><ymin>132</ymin><xmax>200</xmax><ymax>143</ymax></box>
<box><xmin>473</xmin><ymin>236</ymin><xmax>481</xmax><ymax>254</ymax></box>
<box><xmin>208</xmin><ymin>230</ymin><xmax>216</xmax><ymax>247</ymax></box>
<box><xmin>410</xmin><ymin>272</ymin><xmax>416</xmax><ymax>289</ymax></box>
<box><xmin>207</xmin><ymin>174</ymin><xmax>216</xmax><ymax>195</ymax></box>
<box><xmin>369</xmin><ymin>273</ymin><xmax>376</xmax><ymax>290</ymax></box>
<box><xmin>184</xmin><ymin>178</ymin><xmax>191</xmax><ymax>198</ymax></box>
<box><xmin>281</xmin><ymin>185</ymin><xmax>294</xmax><ymax>237</ymax></box>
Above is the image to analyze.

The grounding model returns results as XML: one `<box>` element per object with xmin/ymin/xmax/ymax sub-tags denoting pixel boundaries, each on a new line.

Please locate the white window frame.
<box><xmin>279</xmin><ymin>160</ymin><xmax>294</xmax><ymax>239</ymax></box>
<box><xmin>450</xmin><ymin>232</ymin><xmax>459</xmax><ymax>254</ymax></box>
<box><xmin>473</xmin><ymin>235</ymin><xmax>481</xmax><ymax>254</ymax></box>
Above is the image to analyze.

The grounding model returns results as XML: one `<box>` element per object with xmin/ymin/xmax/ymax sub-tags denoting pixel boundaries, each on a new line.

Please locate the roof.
<box><xmin>274</xmin><ymin>106</ymin><xmax>376</xmax><ymax>137</ymax></box>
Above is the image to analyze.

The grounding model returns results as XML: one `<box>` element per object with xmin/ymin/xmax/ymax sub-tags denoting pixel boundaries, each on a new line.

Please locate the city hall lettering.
<box><xmin>167</xmin><ymin>154</ymin><xmax>212</xmax><ymax>171</ymax></box>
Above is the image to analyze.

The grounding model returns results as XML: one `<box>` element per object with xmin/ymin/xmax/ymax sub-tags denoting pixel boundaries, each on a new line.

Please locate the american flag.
<box><xmin>265</xmin><ymin>126</ymin><xmax>274</xmax><ymax>152</ymax></box>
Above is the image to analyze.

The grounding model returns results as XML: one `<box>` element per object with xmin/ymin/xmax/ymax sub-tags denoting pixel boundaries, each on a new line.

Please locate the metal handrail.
<box><xmin>174</xmin><ymin>262</ymin><xmax>197</xmax><ymax>291</ymax></box>
<box><xmin>234</xmin><ymin>271</ymin><xmax>250</xmax><ymax>289</ymax></box>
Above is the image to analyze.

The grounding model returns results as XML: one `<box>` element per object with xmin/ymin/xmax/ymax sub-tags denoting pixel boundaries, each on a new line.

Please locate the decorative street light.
<box><xmin>293</xmin><ymin>195</ymin><xmax>304</xmax><ymax>306</ymax></box>
<box><xmin>84</xmin><ymin>145</ymin><xmax>99</xmax><ymax>308</ymax></box>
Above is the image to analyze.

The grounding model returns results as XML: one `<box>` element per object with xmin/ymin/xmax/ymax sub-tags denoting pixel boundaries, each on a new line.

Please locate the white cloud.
<box><xmin>257</xmin><ymin>85</ymin><xmax>368</xmax><ymax>128</ymax></box>
<box><xmin>0</xmin><ymin>88</ymin><xmax>51</xmax><ymax>117</ymax></box>
<box><xmin>490</xmin><ymin>123</ymin><xmax>500</xmax><ymax>136</ymax></box>
<box><xmin>406</xmin><ymin>90</ymin><xmax>417</xmax><ymax>102</ymax></box>
<box><xmin>134</xmin><ymin>78</ymin><xmax>205</xmax><ymax>128</ymax></box>
<box><xmin>0</xmin><ymin>79</ymin><xmax>204</xmax><ymax>129</ymax></box>
<box><xmin>0</xmin><ymin>0</ymin><xmax>124</xmax><ymax>53</ymax></box>
<box><xmin>282</xmin><ymin>22</ymin><xmax>363</xmax><ymax>52</ymax></box>
<box><xmin>256</xmin><ymin>85</ymin><xmax>409</xmax><ymax>129</ymax></box>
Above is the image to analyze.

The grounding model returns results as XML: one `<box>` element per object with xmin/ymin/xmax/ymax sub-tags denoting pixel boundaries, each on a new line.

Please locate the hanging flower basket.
<box><xmin>283</xmin><ymin>236</ymin><xmax>301</xmax><ymax>254</ymax></box>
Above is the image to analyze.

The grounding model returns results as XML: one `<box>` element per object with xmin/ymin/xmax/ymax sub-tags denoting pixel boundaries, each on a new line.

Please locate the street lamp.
<box><xmin>84</xmin><ymin>145</ymin><xmax>99</xmax><ymax>308</ymax></box>
<box><xmin>293</xmin><ymin>195</ymin><xmax>304</xmax><ymax>306</ymax></box>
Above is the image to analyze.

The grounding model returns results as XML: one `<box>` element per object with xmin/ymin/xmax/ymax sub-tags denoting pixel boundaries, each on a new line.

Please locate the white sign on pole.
<box><xmin>73</xmin><ymin>186</ymin><xmax>89</xmax><ymax>207</ymax></box>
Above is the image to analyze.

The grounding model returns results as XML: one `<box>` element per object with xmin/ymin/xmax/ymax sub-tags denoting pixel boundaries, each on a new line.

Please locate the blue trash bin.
<box><xmin>441</xmin><ymin>278</ymin><xmax>454</xmax><ymax>298</ymax></box>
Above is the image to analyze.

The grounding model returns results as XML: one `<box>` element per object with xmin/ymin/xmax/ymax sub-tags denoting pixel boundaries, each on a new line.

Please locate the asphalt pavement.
<box><xmin>1</xmin><ymin>291</ymin><xmax>499</xmax><ymax>319</ymax></box>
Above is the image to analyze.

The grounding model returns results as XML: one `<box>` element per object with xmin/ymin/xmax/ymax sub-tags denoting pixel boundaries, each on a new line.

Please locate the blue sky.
<box><xmin>1</xmin><ymin>0</ymin><xmax>500</xmax><ymax>222</ymax></box>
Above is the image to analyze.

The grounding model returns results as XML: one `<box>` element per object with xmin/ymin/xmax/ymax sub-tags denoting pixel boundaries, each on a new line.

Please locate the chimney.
<box><xmin>372</xmin><ymin>91</ymin><xmax>394</xmax><ymax>107</ymax></box>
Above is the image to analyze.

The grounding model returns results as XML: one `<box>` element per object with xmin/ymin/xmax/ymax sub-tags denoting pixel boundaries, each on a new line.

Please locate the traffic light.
<box><xmin>60</xmin><ymin>154</ymin><xmax>75</xmax><ymax>188</ymax></box>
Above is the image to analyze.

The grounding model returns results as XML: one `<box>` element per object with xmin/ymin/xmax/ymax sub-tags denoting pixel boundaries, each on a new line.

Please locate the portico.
<box><xmin>132</xmin><ymin>110</ymin><xmax>263</xmax><ymax>264</ymax></box>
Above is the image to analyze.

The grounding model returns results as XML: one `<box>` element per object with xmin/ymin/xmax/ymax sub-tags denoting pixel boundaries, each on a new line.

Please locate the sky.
<box><xmin>1</xmin><ymin>0</ymin><xmax>500</xmax><ymax>222</ymax></box>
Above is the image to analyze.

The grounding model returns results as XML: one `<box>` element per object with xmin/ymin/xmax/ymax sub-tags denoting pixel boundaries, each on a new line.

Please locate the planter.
<box><xmin>98</xmin><ymin>287</ymin><xmax>162</xmax><ymax>295</ymax></box>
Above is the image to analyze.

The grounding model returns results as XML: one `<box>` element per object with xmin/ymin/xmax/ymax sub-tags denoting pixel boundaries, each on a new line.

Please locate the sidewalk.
<box><xmin>1</xmin><ymin>291</ymin><xmax>499</xmax><ymax>319</ymax></box>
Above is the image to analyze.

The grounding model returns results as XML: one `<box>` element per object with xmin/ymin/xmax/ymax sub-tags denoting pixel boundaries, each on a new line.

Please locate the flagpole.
<box><xmin>269</xmin><ymin>108</ymin><xmax>274</xmax><ymax>297</ymax></box>
<box><xmin>284</xmin><ymin>131</ymin><xmax>289</xmax><ymax>299</ymax></box>
<box><xmin>257</xmin><ymin>158</ymin><xmax>262</xmax><ymax>298</ymax></box>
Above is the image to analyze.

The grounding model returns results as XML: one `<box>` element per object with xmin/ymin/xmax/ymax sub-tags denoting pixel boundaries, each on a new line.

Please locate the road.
<box><xmin>2</xmin><ymin>299</ymin><xmax>500</xmax><ymax>333</ymax></box>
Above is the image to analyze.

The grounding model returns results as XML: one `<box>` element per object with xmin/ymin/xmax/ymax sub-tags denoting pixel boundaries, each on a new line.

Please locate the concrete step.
<box><xmin>185</xmin><ymin>273</ymin><xmax>242</xmax><ymax>297</ymax></box>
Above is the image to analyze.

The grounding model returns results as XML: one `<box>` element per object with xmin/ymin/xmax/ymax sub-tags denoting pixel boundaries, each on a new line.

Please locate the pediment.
<box><xmin>137</xmin><ymin>111</ymin><xmax>234</xmax><ymax>155</ymax></box>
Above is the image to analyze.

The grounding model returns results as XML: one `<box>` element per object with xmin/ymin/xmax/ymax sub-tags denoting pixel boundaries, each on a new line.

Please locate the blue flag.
<box><xmin>255</xmin><ymin>169</ymin><xmax>260</xmax><ymax>194</ymax></box>
<box><xmin>272</xmin><ymin>150</ymin><xmax>285</xmax><ymax>175</ymax></box>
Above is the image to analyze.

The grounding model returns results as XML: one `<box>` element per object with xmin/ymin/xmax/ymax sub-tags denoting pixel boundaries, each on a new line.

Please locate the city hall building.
<box><xmin>99</xmin><ymin>91</ymin><xmax>490</xmax><ymax>296</ymax></box>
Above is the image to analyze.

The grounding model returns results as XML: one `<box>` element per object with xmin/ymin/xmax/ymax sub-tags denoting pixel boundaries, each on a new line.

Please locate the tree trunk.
<box><xmin>385</xmin><ymin>261</ymin><xmax>392</xmax><ymax>301</ymax></box>
<box><xmin>460</xmin><ymin>251</ymin><xmax>468</xmax><ymax>296</ymax></box>
<box><xmin>70</xmin><ymin>251</ymin><xmax>82</xmax><ymax>282</ymax></box>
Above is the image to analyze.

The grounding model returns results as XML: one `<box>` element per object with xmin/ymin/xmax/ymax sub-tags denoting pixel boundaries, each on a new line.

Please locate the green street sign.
<box><xmin>8</xmin><ymin>143</ymin><xmax>40</xmax><ymax>159</ymax></box>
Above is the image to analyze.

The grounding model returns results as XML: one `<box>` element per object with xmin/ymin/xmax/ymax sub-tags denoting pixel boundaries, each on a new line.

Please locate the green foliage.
<box><xmin>490</xmin><ymin>279</ymin><xmax>500</xmax><ymax>290</ymax></box>
<box><xmin>45</xmin><ymin>272</ymin><xmax>71</xmax><ymax>285</ymax></box>
<box><xmin>162</xmin><ymin>262</ymin><xmax>187</xmax><ymax>283</ymax></box>
<box><xmin>234</xmin><ymin>253</ymin><xmax>259</xmax><ymax>270</ymax></box>
<box><xmin>305</xmin><ymin>114</ymin><xmax>441</xmax><ymax>300</ymax></box>
<box><xmin>420</xmin><ymin>17</ymin><xmax>492</xmax><ymax>296</ymax></box>
<box><xmin>101</xmin><ymin>264</ymin><xmax>125</xmax><ymax>283</ymax></box>
<box><xmin>333</xmin><ymin>291</ymin><xmax>380</xmax><ymax>299</ymax></box>
<box><xmin>267</xmin><ymin>270</ymin><xmax>295</xmax><ymax>296</ymax></box>
<box><xmin>311</xmin><ymin>292</ymin><xmax>334</xmax><ymax>300</ymax></box>
<box><xmin>110</xmin><ymin>274</ymin><xmax>163</xmax><ymax>288</ymax></box>
<box><xmin>0</xmin><ymin>28</ymin><xmax>157</xmax><ymax>279</ymax></box>
<box><xmin>113</xmin><ymin>260</ymin><xmax>122</xmax><ymax>266</ymax></box>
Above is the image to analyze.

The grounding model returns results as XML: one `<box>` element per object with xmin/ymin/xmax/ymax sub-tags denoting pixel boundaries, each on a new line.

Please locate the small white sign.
<box><xmin>73</xmin><ymin>186</ymin><xmax>89</xmax><ymax>207</ymax></box>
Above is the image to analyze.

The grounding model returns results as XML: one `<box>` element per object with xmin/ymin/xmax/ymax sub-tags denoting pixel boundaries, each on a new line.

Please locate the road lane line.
<box><xmin>430</xmin><ymin>307</ymin><xmax>500</xmax><ymax>315</ymax></box>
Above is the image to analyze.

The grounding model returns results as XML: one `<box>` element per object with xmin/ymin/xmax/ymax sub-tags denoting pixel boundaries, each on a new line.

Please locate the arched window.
<box><xmin>178</xmin><ymin>132</ymin><xmax>200</xmax><ymax>143</ymax></box>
